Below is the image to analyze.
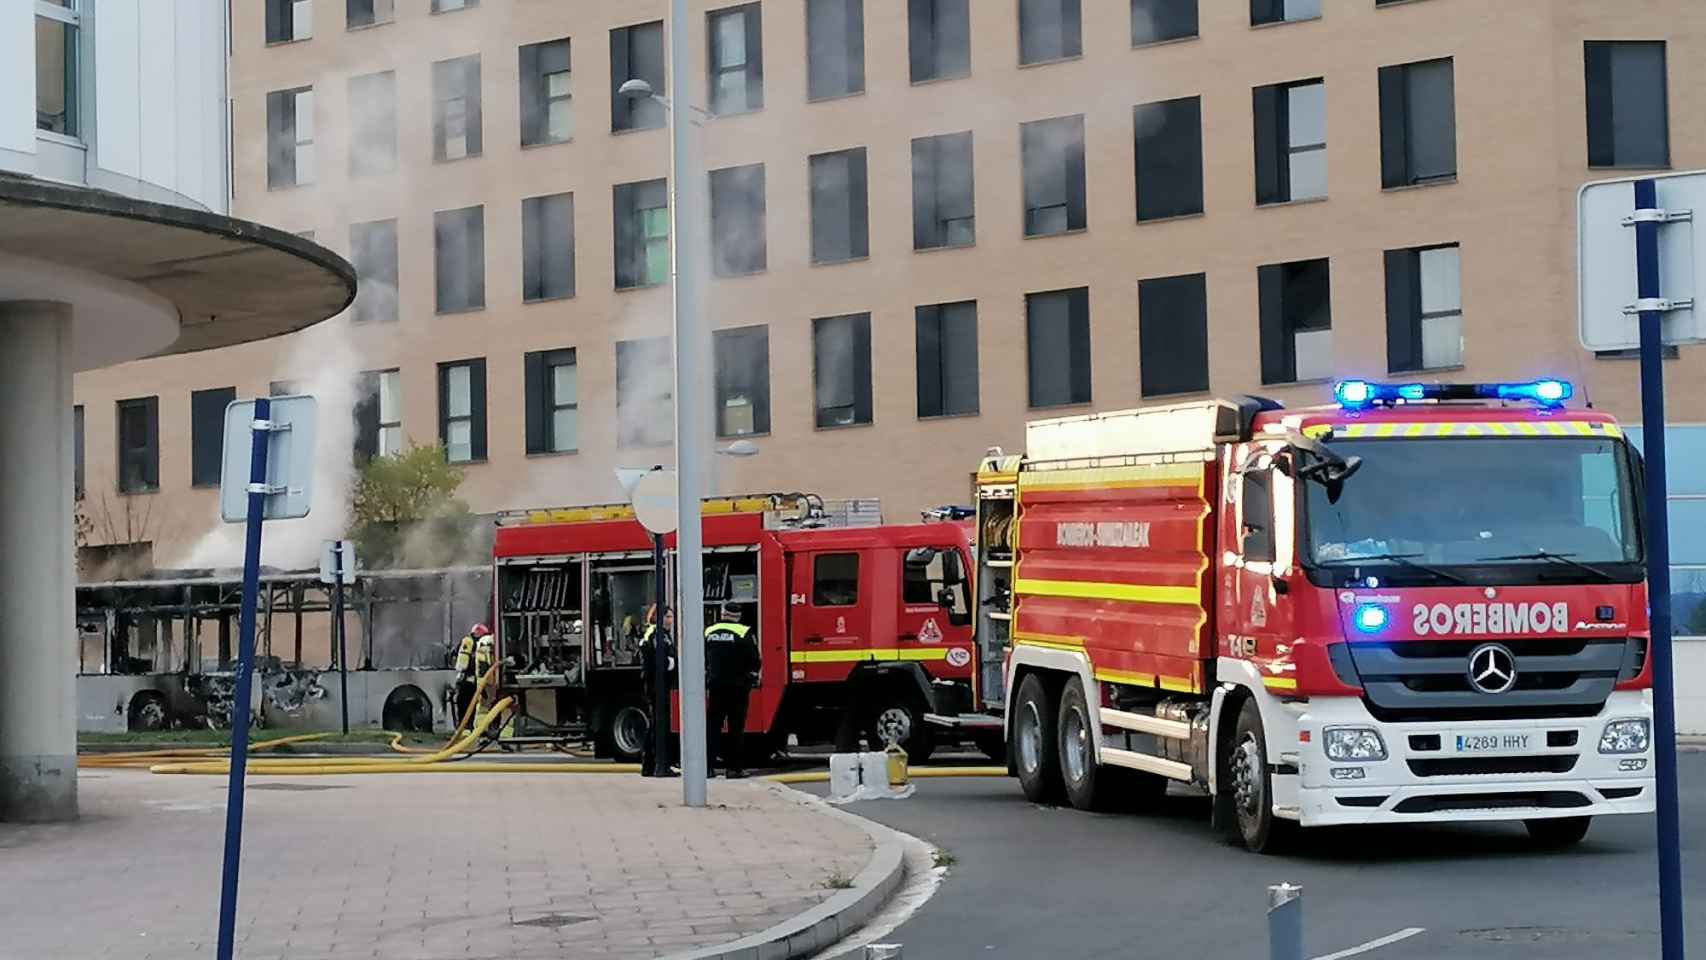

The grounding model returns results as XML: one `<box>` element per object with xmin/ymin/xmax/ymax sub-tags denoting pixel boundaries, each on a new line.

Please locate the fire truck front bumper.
<box><xmin>1290</xmin><ymin>691</ymin><xmax>1656</xmax><ymax>827</ymax></box>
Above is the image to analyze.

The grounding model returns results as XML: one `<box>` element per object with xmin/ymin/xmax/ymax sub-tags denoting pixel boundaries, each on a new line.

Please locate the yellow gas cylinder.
<box><xmin>885</xmin><ymin>741</ymin><xmax>910</xmax><ymax>788</ymax></box>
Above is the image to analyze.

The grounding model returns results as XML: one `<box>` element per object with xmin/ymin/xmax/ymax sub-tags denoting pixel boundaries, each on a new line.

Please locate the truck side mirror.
<box><xmin>937</xmin><ymin>587</ymin><xmax>955</xmax><ymax>609</ymax></box>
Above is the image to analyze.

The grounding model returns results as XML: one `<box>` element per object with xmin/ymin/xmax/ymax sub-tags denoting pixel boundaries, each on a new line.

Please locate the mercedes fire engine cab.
<box><xmin>490</xmin><ymin>494</ymin><xmax>977</xmax><ymax>762</ymax></box>
<box><xmin>941</xmin><ymin>380</ymin><xmax>1656</xmax><ymax>851</ymax></box>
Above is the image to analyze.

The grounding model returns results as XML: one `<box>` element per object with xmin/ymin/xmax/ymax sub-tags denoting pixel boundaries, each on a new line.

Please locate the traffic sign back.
<box><xmin>1579</xmin><ymin>170</ymin><xmax>1706</xmax><ymax>351</ymax></box>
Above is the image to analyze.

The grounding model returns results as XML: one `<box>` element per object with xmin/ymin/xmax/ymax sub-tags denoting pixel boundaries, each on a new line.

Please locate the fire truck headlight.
<box><xmin>1599</xmin><ymin>718</ymin><xmax>1651</xmax><ymax>754</ymax></box>
<box><xmin>1323</xmin><ymin>726</ymin><xmax>1388</xmax><ymax>762</ymax></box>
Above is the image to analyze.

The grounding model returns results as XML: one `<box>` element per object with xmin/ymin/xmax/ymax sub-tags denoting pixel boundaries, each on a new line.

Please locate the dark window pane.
<box><xmin>714</xmin><ymin>325</ymin><xmax>771</xmax><ymax>437</ymax></box>
<box><xmin>116</xmin><ymin>397</ymin><xmax>159</xmax><ymax>493</ymax></box>
<box><xmin>1380</xmin><ymin>58</ymin><xmax>1455</xmax><ymax>187</ymax></box>
<box><xmin>616</xmin><ymin>338</ymin><xmax>674</xmax><ymax>446</ymax></box>
<box><xmin>1022</xmin><ymin>115</ymin><xmax>1086</xmax><ymax>236</ymax></box>
<box><xmin>190</xmin><ymin>387</ymin><xmax>235</xmax><ymax>488</ymax></box>
<box><xmin>708</xmin><ymin>4</ymin><xmax>764</xmax><ymax>115</ymax></box>
<box><xmin>1026</xmin><ymin>288</ymin><xmax>1090</xmax><ymax>407</ymax></box>
<box><xmin>1585</xmin><ymin>41</ymin><xmax>1669</xmax><ymax>168</ymax></box>
<box><xmin>433</xmin><ymin>205</ymin><xmax>485</xmax><ymax>312</ymax></box>
<box><xmin>519</xmin><ymin>38</ymin><xmax>571</xmax><ymax>147</ymax></box>
<box><xmin>1135</xmin><ymin>96</ymin><xmax>1203</xmax><ymax>220</ymax></box>
<box><xmin>1131</xmin><ymin>0</ymin><xmax>1197</xmax><ymax>45</ymax></box>
<box><xmin>912</xmin><ymin>131</ymin><xmax>975</xmax><ymax>249</ymax></box>
<box><xmin>1138</xmin><ymin>273</ymin><xmax>1209</xmax><ymax>397</ymax></box>
<box><xmin>813</xmin><ymin>313</ymin><xmax>873</xmax><ymax>427</ymax></box>
<box><xmin>1019</xmin><ymin>0</ymin><xmax>1082</xmax><ymax>64</ymax></box>
<box><xmin>432</xmin><ymin>55</ymin><xmax>482</xmax><ymax>161</ymax></box>
<box><xmin>73</xmin><ymin>405</ymin><xmax>84</xmax><ymax>498</ymax></box>
<box><xmin>1251</xmin><ymin>0</ymin><xmax>1319</xmax><ymax>26</ymax></box>
<box><xmin>347</xmin><ymin>0</ymin><xmax>395</xmax><ymax>29</ymax></box>
<box><xmin>916</xmin><ymin>301</ymin><xmax>979</xmax><ymax>417</ymax></box>
<box><xmin>613</xmin><ymin>178</ymin><xmax>669</xmax><ymax>289</ymax></box>
<box><xmin>350</xmin><ymin>219</ymin><xmax>399</xmax><ymax>322</ymax></box>
<box><xmin>808</xmin><ymin>0</ymin><xmax>864</xmax><ymax>99</ymax></box>
<box><xmin>1258</xmin><ymin>258</ymin><xmax>1332</xmax><ymax>384</ymax></box>
<box><xmin>710</xmin><ymin>164</ymin><xmax>768</xmax><ymax>275</ymax></box>
<box><xmin>908</xmin><ymin>0</ymin><xmax>970</xmax><ymax>83</ymax></box>
<box><xmin>813</xmin><ymin>553</ymin><xmax>860</xmax><ymax>606</ymax></box>
<box><xmin>810</xmin><ymin>148</ymin><xmax>869</xmax><ymax>263</ymax></box>
<box><xmin>611</xmin><ymin>21</ymin><xmax>665</xmax><ymax>132</ymax></box>
<box><xmin>436</xmin><ymin>359</ymin><xmax>487</xmax><ymax>462</ymax></box>
<box><xmin>522</xmin><ymin>192</ymin><xmax>575</xmax><ymax>301</ymax></box>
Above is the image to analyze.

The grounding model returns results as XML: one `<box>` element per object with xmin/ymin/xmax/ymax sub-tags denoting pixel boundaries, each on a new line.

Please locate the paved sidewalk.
<box><xmin>0</xmin><ymin>769</ymin><xmax>874</xmax><ymax>959</ymax></box>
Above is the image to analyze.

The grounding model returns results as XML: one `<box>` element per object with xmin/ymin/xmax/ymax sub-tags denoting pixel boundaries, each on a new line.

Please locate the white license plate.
<box><xmin>1451</xmin><ymin>731</ymin><xmax>1538</xmax><ymax>756</ymax></box>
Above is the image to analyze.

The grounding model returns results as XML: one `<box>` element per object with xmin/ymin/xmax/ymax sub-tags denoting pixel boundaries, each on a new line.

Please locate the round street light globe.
<box><xmin>618</xmin><ymin>79</ymin><xmax>655</xmax><ymax>100</ymax></box>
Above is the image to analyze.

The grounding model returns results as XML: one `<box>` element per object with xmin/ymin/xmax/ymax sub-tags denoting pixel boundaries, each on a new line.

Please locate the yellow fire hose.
<box><xmin>79</xmin><ymin>733</ymin><xmax>337</xmax><ymax>769</ymax></box>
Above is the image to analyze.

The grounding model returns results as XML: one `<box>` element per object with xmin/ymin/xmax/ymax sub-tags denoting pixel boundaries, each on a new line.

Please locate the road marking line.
<box><xmin>1312</xmin><ymin>927</ymin><xmax>1426</xmax><ymax>960</ymax></box>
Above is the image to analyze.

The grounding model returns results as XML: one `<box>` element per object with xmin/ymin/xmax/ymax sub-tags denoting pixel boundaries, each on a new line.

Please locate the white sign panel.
<box><xmin>631</xmin><ymin>469</ymin><xmax>678</xmax><ymax>535</ymax></box>
<box><xmin>1578</xmin><ymin>170</ymin><xmax>1706</xmax><ymax>351</ymax></box>
<box><xmin>320</xmin><ymin>540</ymin><xmax>357</xmax><ymax>585</ymax></box>
<box><xmin>220</xmin><ymin>396</ymin><xmax>316</xmax><ymax>523</ymax></box>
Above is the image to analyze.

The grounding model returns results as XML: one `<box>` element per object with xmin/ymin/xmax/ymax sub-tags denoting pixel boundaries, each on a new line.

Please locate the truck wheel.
<box><xmin>1525</xmin><ymin>816</ymin><xmax>1592</xmax><ymax>848</ymax></box>
<box><xmin>1013</xmin><ymin>674</ymin><xmax>1064</xmax><ymax>804</ymax></box>
<box><xmin>1057</xmin><ymin>679</ymin><xmax>1118</xmax><ymax>812</ymax></box>
<box><xmin>608</xmin><ymin>704</ymin><xmax>651</xmax><ymax>763</ymax></box>
<box><xmin>1230</xmin><ymin>698</ymin><xmax>1294</xmax><ymax>853</ymax></box>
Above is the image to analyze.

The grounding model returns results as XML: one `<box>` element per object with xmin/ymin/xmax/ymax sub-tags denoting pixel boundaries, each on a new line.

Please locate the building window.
<box><xmin>350</xmin><ymin>219</ymin><xmax>399</xmax><ymax>323</ymax></box>
<box><xmin>434</xmin><ymin>205</ymin><xmax>486</xmax><ymax>313</ymax></box>
<box><xmin>1135</xmin><ymin>96</ymin><xmax>1203</xmax><ymax>221</ymax></box>
<box><xmin>814</xmin><ymin>313</ymin><xmax>873</xmax><ymax>428</ymax></box>
<box><xmin>1132</xmin><ymin>0</ymin><xmax>1197</xmax><ymax>45</ymax></box>
<box><xmin>190</xmin><ymin>387</ymin><xmax>235</xmax><ymax>488</ymax></box>
<box><xmin>355</xmin><ymin>369</ymin><xmax>402</xmax><ymax>461</ymax></box>
<box><xmin>1138</xmin><ymin>273</ymin><xmax>1209</xmax><ymax>397</ymax></box>
<box><xmin>810</xmin><ymin>148</ymin><xmax>870</xmax><ymax>264</ymax></box>
<box><xmin>520</xmin><ymin>38</ymin><xmax>572</xmax><ymax>147</ymax></box>
<box><xmin>1250</xmin><ymin>0</ymin><xmax>1320</xmax><ymax>26</ymax></box>
<box><xmin>611</xmin><ymin>21</ymin><xmax>665</xmax><ymax>132</ymax></box>
<box><xmin>269</xmin><ymin>380</ymin><xmax>299</xmax><ymax>397</ymax></box>
<box><xmin>808</xmin><ymin>0</ymin><xmax>864</xmax><ymax>100</ymax></box>
<box><xmin>349</xmin><ymin>71</ymin><xmax>397</xmax><ymax>176</ymax></box>
<box><xmin>437</xmin><ymin>360</ymin><xmax>486</xmax><ymax>463</ymax></box>
<box><xmin>73</xmin><ymin>404</ymin><xmax>84</xmax><ymax>499</ymax></box>
<box><xmin>522</xmin><ymin>192</ymin><xmax>575</xmax><ymax>302</ymax></box>
<box><xmin>433</xmin><ymin>55</ymin><xmax>482</xmax><ymax>161</ymax></box>
<box><xmin>908</xmin><ymin>0</ymin><xmax>970</xmax><ymax>84</ymax></box>
<box><xmin>912</xmin><ymin>132</ymin><xmax>975</xmax><ymax>250</ymax></box>
<box><xmin>1258</xmin><ymin>258</ymin><xmax>1332</xmax><ymax>384</ymax></box>
<box><xmin>1019</xmin><ymin>0</ymin><xmax>1081</xmax><ymax>65</ymax></box>
<box><xmin>709</xmin><ymin>4</ymin><xmax>764</xmax><ymax>115</ymax></box>
<box><xmin>35</xmin><ymin>0</ymin><xmax>80</xmax><ymax>136</ymax></box>
<box><xmin>1025</xmin><ymin>288</ymin><xmax>1091</xmax><ymax>408</ymax></box>
<box><xmin>710</xmin><ymin>164</ymin><xmax>767</xmax><ymax>276</ymax></box>
<box><xmin>1379</xmin><ymin>58</ymin><xmax>1456</xmax><ymax>188</ymax></box>
<box><xmin>1385</xmin><ymin>243</ymin><xmax>1462</xmax><ymax>373</ymax></box>
<box><xmin>916</xmin><ymin>301</ymin><xmax>979</xmax><ymax>418</ymax></box>
<box><xmin>266</xmin><ymin>0</ymin><xmax>311</xmax><ymax>43</ymax></box>
<box><xmin>1022</xmin><ymin>115</ymin><xmax>1087</xmax><ymax>237</ymax></box>
<box><xmin>432</xmin><ymin>0</ymin><xmax>476</xmax><ymax>11</ymax></box>
<box><xmin>266</xmin><ymin>87</ymin><xmax>315</xmax><ymax>189</ymax></box>
<box><xmin>714</xmin><ymin>326</ymin><xmax>771</xmax><ymax>437</ymax></box>
<box><xmin>524</xmin><ymin>349</ymin><xmax>578</xmax><ymax>455</ymax></box>
<box><xmin>1253</xmin><ymin>78</ymin><xmax>1326</xmax><ymax>204</ymax></box>
<box><xmin>1585</xmin><ymin>41</ymin><xmax>1669</xmax><ymax>169</ymax></box>
<box><xmin>616</xmin><ymin>338</ymin><xmax>674</xmax><ymax>447</ymax></box>
<box><xmin>116</xmin><ymin>397</ymin><xmax>159</xmax><ymax>494</ymax></box>
<box><xmin>347</xmin><ymin>0</ymin><xmax>395</xmax><ymax>29</ymax></box>
<box><xmin>614</xmin><ymin>179</ymin><xmax>669</xmax><ymax>289</ymax></box>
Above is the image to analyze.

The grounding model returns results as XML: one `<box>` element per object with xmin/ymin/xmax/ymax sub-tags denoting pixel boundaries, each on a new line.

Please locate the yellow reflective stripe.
<box><xmin>1374</xmin><ymin>423</ymin><xmax>1399</xmax><ymax>438</ymax></box>
<box><xmin>1019</xmin><ymin>462</ymin><xmax>1205</xmax><ymax>492</ymax></box>
<box><xmin>1404</xmin><ymin>422</ymin><xmax>1428</xmax><ymax>438</ymax></box>
<box><xmin>1328</xmin><ymin>420</ymin><xmax>1621</xmax><ymax>438</ymax></box>
<box><xmin>1159</xmin><ymin>675</ymin><xmax>1198</xmax><ymax>693</ymax></box>
<box><xmin>1517</xmin><ymin>422</ymin><xmax>1542</xmax><ymax>436</ymax></box>
<box><xmin>1262</xmin><ymin>676</ymin><xmax>1299</xmax><ymax>691</ymax></box>
<box><xmin>1018</xmin><ymin>637</ymin><xmax>1089</xmax><ymax>654</ymax></box>
<box><xmin>1015</xmin><ymin>578</ymin><xmax>1201</xmax><ymax>606</ymax></box>
<box><xmin>1605</xmin><ymin>424</ymin><xmax>1623</xmax><ymax>438</ymax></box>
<box><xmin>1486</xmin><ymin>422</ymin><xmax>1512</xmax><ymax>436</ymax></box>
<box><xmin>1015</xmin><ymin>630</ymin><xmax>1084</xmax><ymax>648</ymax></box>
<box><xmin>789</xmin><ymin>648</ymin><xmax>952</xmax><ymax>664</ymax></box>
<box><xmin>1093</xmin><ymin>668</ymin><xmax>1156</xmax><ymax>686</ymax></box>
<box><xmin>1303</xmin><ymin>425</ymin><xmax>1333</xmax><ymax>439</ymax></box>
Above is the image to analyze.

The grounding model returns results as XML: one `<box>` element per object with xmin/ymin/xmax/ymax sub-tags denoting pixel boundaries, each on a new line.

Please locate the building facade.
<box><xmin>70</xmin><ymin>0</ymin><xmax>1706</xmax><ymax>580</ymax></box>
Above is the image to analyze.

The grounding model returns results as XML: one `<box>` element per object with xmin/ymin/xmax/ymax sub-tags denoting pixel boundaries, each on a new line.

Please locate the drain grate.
<box><xmin>248</xmin><ymin>783</ymin><xmax>349</xmax><ymax>792</ymax></box>
<box><xmin>514</xmin><ymin>914</ymin><xmax>593</xmax><ymax>930</ymax></box>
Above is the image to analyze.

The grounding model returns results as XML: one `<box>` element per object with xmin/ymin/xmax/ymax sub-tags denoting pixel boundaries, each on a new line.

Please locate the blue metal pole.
<box><xmin>215</xmin><ymin>396</ymin><xmax>272</xmax><ymax>960</ymax></box>
<box><xmin>1634</xmin><ymin>178</ymin><xmax>1685</xmax><ymax>960</ymax></box>
<box><xmin>1267</xmin><ymin>883</ymin><xmax>1303</xmax><ymax>960</ymax></box>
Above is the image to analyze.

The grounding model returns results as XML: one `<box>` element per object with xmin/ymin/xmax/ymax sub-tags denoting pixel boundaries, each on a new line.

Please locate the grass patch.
<box><xmin>931</xmin><ymin>847</ymin><xmax>957</xmax><ymax>868</ymax></box>
<box><xmin>822</xmin><ymin>868</ymin><xmax>857</xmax><ymax>890</ymax></box>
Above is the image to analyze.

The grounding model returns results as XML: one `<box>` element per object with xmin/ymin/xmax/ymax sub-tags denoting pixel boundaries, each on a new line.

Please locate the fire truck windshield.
<box><xmin>1303</xmin><ymin>436</ymin><xmax>1642</xmax><ymax>582</ymax></box>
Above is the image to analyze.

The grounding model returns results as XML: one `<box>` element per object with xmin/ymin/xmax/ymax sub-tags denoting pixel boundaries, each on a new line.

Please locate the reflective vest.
<box><xmin>704</xmin><ymin>622</ymin><xmax>756</xmax><ymax>687</ymax></box>
<box><xmin>454</xmin><ymin>636</ymin><xmax>475</xmax><ymax>678</ymax></box>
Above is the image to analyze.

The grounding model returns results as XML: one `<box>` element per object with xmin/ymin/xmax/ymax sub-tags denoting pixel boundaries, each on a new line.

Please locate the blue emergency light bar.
<box><xmin>1333</xmin><ymin>379</ymin><xmax>1572</xmax><ymax>410</ymax></box>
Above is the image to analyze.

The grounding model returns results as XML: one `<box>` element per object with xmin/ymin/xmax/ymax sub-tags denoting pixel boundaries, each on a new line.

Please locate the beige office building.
<box><xmin>70</xmin><ymin>0</ymin><xmax>1706</xmax><ymax>575</ymax></box>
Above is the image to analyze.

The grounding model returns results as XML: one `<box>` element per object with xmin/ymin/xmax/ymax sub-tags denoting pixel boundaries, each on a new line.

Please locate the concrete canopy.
<box><xmin>0</xmin><ymin>172</ymin><xmax>355</xmax><ymax>372</ymax></box>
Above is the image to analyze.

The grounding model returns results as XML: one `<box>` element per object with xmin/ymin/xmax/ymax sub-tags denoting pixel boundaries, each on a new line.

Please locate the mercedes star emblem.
<box><xmin>1467</xmin><ymin>643</ymin><xmax>1518</xmax><ymax>694</ymax></box>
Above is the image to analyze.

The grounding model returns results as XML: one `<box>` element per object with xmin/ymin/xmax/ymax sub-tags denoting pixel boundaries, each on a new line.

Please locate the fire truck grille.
<box><xmin>1406</xmin><ymin>755</ymin><xmax>1578</xmax><ymax>777</ymax></box>
<box><xmin>1347</xmin><ymin>638</ymin><xmax>1636</xmax><ymax>723</ymax></box>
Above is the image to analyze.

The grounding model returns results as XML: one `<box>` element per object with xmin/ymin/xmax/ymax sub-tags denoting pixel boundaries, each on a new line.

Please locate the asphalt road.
<box><xmin>802</xmin><ymin>754</ymin><xmax>1706</xmax><ymax>960</ymax></box>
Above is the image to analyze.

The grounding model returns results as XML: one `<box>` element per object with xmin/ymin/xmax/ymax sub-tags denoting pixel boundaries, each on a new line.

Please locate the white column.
<box><xmin>0</xmin><ymin>300</ymin><xmax>77</xmax><ymax>822</ymax></box>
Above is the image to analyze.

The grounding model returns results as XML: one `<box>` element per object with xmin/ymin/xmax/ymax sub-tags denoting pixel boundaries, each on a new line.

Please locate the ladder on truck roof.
<box><xmin>1023</xmin><ymin>399</ymin><xmax>1251</xmax><ymax>467</ymax></box>
<box><xmin>497</xmin><ymin>493</ymin><xmax>883</xmax><ymax>529</ymax></box>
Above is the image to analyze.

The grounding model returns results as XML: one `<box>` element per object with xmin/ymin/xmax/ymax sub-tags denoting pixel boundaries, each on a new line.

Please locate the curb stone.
<box><xmin>662</xmin><ymin>783</ymin><xmax>908</xmax><ymax>960</ymax></box>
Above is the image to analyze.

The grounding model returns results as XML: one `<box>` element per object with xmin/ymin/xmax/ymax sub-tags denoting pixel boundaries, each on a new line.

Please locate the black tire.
<box><xmin>1057</xmin><ymin>679</ymin><xmax>1120</xmax><ymax>812</ymax></box>
<box><xmin>1525</xmin><ymin>816</ymin><xmax>1592</xmax><ymax>848</ymax></box>
<box><xmin>1229</xmin><ymin>697</ymin><xmax>1295</xmax><ymax>853</ymax></box>
<box><xmin>972</xmin><ymin>730</ymin><xmax>1007</xmax><ymax>764</ymax></box>
<box><xmin>598</xmin><ymin>703</ymin><xmax>651</xmax><ymax>763</ymax></box>
<box><xmin>1012</xmin><ymin>673</ymin><xmax>1064</xmax><ymax>804</ymax></box>
<box><xmin>128</xmin><ymin>692</ymin><xmax>168</xmax><ymax>732</ymax></box>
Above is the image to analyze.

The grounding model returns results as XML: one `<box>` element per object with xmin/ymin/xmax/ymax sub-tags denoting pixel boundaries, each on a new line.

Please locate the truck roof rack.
<box><xmin>497</xmin><ymin>493</ymin><xmax>882</xmax><ymax>530</ymax></box>
<box><xmin>1024</xmin><ymin>399</ymin><xmax>1251</xmax><ymax>464</ymax></box>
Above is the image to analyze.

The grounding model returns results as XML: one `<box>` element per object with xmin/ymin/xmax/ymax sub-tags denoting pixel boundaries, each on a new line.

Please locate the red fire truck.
<box><xmin>933</xmin><ymin>380</ymin><xmax>1656</xmax><ymax>851</ymax></box>
<box><xmin>490</xmin><ymin>495</ymin><xmax>978</xmax><ymax>762</ymax></box>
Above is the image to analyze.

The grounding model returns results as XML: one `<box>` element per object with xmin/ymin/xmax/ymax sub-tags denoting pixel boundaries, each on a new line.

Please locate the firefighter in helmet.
<box><xmin>705</xmin><ymin>602</ymin><xmax>760</xmax><ymax>778</ymax></box>
<box><xmin>453</xmin><ymin>623</ymin><xmax>492</xmax><ymax>728</ymax></box>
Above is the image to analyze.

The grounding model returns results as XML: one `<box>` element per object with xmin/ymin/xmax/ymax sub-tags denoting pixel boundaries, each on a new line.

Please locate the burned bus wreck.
<box><xmin>76</xmin><ymin>566</ymin><xmax>490</xmax><ymax>733</ymax></box>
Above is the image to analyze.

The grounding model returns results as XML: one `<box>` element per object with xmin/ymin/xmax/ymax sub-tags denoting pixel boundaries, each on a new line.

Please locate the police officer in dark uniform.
<box><xmin>638</xmin><ymin>604</ymin><xmax>677</xmax><ymax>777</ymax></box>
<box><xmin>704</xmin><ymin>602</ymin><xmax>760</xmax><ymax>778</ymax></box>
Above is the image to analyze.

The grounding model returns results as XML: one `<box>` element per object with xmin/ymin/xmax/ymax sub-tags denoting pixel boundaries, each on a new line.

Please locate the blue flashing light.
<box><xmin>1334</xmin><ymin>380</ymin><xmax>1373</xmax><ymax>408</ymax></box>
<box><xmin>1354</xmin><ymin>604</ymin><xmax>1390</xmax><ymax>634</ymax></box>
<box><xmin>1495</xmin><ymin>379</ymin><xmax>1573</xmax><ymax>407</ymax></box>
<box><xmin>1397</xmin><ymin>384</ymin><xmax>1426</xmax><ymax>401</ymax></box>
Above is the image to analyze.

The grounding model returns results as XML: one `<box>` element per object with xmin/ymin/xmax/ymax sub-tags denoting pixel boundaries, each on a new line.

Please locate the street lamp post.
<box><xmin>620</xmin><ymin>0</ymin><xmax>711</xmax><ymax>807</ymax></box>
